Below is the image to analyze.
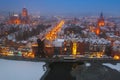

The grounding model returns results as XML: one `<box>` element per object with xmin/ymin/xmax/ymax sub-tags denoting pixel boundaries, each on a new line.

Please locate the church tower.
<box><xmin>96</xmin><ymin>13</ymin><xmax>105</xmax><ymax>35</ymax></box>
<box><xmin>8</xmin><ymin>8</ymin><xmax>30</xmax><ymax>24</ymax></box>
<box><xmin>21</xmin><ymin>8</ymin><xmax>29</xmax><ymax>24</ymax></box>
<box><xmin>22</xmin><ymin>8</ymin><xmax>28</xmax><ymax>17</ymax></box>
<box><xmin>97</xmin><ymin>13</ymin><xmax>105</xmax><ymax>27</ymax></box>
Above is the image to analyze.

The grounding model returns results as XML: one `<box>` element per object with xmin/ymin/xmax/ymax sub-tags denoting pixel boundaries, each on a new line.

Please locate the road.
<box><xmin>45</xmin><ymin>20</ymin><xmax>65</xmax><ymax>41</ymax></box>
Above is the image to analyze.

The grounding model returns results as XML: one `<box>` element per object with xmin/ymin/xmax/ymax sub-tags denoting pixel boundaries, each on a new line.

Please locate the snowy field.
<box><xmin>0</xmin><ymin>59</ymin><xmax>45</xmax><ymax>80</ymax></box>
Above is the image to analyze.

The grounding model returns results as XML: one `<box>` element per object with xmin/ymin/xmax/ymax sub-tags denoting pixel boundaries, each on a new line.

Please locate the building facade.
<box><xmin>8</xmin><ymin>8</ymin><xmax>30</xmax><ymax>24</ymax></box>
<box><xmin>96</xmin><ymin>13</ymin><xmax>105</xmax><ymax>35</ymax></box>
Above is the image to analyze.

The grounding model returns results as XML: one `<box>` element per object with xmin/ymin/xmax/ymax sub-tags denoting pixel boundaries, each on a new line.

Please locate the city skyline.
<box><xmin>0</xmin><ymin>0</ymin><xmax>120</xmax><ymax>16</ymax></box>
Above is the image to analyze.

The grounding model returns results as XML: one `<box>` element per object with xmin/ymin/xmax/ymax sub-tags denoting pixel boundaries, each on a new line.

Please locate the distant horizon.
<box><xmin>0</xmin><ymin>0</ymin><xmax>120</xmax><ymax>17</ymax></box>
<box><xmin>0</xmin><ymin>10</ymin><xmax>120</xmax><ymax>17</ymax></box>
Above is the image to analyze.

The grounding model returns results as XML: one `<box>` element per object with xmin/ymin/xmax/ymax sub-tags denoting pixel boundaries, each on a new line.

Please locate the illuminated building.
<box><xmin>8</xmin><ymin>8</ymin><xmax>30</xmax><ymax>24</ymax></box>
<box><xmin>22</xmin><ymin>8</ymin><xmax>28</xmax><ymax>17</ymax></box>
<box><xmin>95</xmin><ymin>13</ymin><xmax>105</xmax><ymax>35</ymax></box>
<box><xmin>63</xmin><ymin>40</ymin><xmax>72</xmax><ymax>55</ymax></box>
<box><xmin>31</xmin><ymin>43</ymin><xmax>38</xmax><ymax>55</ymax></box>
<box><xmin>21</xmin><ymin>8</ymin><xmax>30</xmax><ymax>24</ymax></box>
<box><xmin>72</xmin><ymin>41</ymin><xmax>77</xmax><ymax>55</ymax></box>
<box><xmin>96</xmin><ymin>27</ymin><xmax>100</xmax><ymax>35</ymax></box>
<box><xmin>97</xmin><ymin>13</ymin><xmax>105</xmax><ymax>27</ymax></box>
<box><xmin>9</xmin><ymin>14</ymin><xmax>21</xmax><ymax>24</ymax></box>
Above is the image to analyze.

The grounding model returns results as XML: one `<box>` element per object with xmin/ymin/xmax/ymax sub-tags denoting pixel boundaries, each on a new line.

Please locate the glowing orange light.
<box><xmin>113</xmin><ymin>55</ymin><xmax>120</xmax><ymax>60</ymax></box>
<box><xmin>45</xmin><ymin>20</ymin><xmax>65</xmax><ymax>41</ymax></box>
<box><xmin>98</xmin><ymin>22</ymin><xmax>105</xmax><ymax>27</ymax></box>
<box><xmin>96</xmin><ymin>28</ymin><xmax>100</xmax><ymax>35</ymax></box>
<box><xmin>72</xmin><ymin>42</ymin><xmax>77</xmax><ymax>55</ymax></box>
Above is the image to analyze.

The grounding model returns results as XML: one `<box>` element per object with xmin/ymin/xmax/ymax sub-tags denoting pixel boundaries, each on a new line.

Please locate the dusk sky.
<box><xmin>0</xmin><ymin>0</ymin><xmax>120</xmax><ymax>16</ymax></box>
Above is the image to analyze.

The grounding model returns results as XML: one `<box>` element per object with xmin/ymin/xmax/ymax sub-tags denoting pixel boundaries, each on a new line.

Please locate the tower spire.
<box><xmin>98</xmin><ymin>12</ymin><xmax>105</xmax><ymax>27</ymax></box>
<box><xmin>100</xmin><ymin>12</ymin><xmax>104</xmax><ymax>19</ymax></box>
<box><xmin>96</xmin><ymin>12</ymin><xmax>105</xmax><ymax>35</ymax></box>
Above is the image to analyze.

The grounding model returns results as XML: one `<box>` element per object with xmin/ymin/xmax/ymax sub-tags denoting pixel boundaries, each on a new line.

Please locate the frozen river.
<box><xmin>0</xmin><ymin>59</ymin><xmax>45</xmax><ymax>80</ymax></box>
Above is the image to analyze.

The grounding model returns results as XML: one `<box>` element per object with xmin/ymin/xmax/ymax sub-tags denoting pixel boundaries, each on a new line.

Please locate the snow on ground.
<box><xmin>103</xmin><ymin>63</ymin><xmax>120</xmax><ymax>72</ymax></box>
<box><xmin>0</xmin><ymin>59</ymin><xmax>45</xmax><ymax>80</ymax></box>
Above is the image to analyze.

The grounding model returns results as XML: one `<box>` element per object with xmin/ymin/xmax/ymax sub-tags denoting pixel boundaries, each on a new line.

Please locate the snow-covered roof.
<box><xmin>56</xmin><ymin>39</ymin><xmax>64</xmax><ymax>42</ymax></box>
<box><xmin>83</xmin><ymin>38</ymin><xmax>109</xmax><ymax>45</ymax></box>
<box><xmin>53</xmin><ymin>39</ymin><xmax>64</xmax><ymax>47</ymax></box>
<box><xmin>114</xmin><ymin>40</ymin><xmax>120</xmax><ymax>44</ymax></box>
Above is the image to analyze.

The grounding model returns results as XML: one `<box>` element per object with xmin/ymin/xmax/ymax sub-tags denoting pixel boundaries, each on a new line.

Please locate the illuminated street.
<box><xmin>45</xmin><ymin>20</ymin><xmax>65</xmax><ymax>41</ymax></box>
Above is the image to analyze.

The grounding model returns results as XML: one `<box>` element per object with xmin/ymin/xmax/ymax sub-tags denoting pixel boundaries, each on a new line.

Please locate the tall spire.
<box><xmin>96</xmin><ymin>12</ymin><xmax>105</xmax><ymax>35</ymax></box>
<box><xmin>97</xmin><ymin>12</ymin><xmax>105</xmax><ymax>27</ymax></box>
<box><xmin>100</xmin><ymin>12</ymin><xmax>104</xmax><ymax>19</ymax></box>
<box><xmin>22</xmin><ymin>8</ymin><xmax>28</xmax><ymax>17</ymax></box>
